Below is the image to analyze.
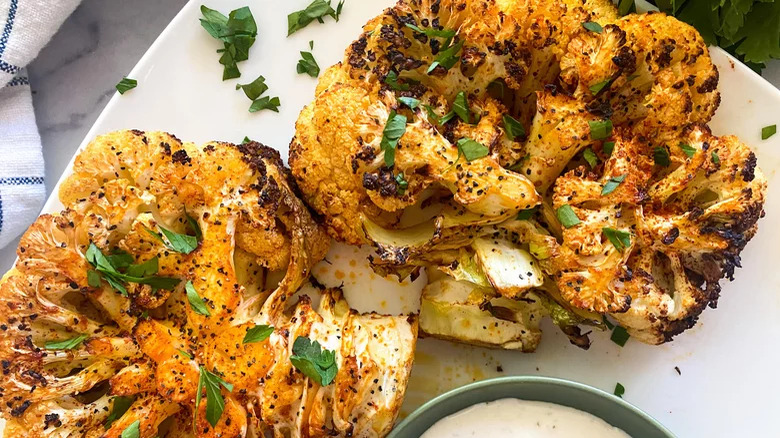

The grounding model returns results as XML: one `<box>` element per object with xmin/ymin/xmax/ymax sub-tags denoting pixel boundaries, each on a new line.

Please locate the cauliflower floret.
<box><xmin>0</xmin><ymin>130</ymin><xmax>417</xmax><ymax>438</ymax></box>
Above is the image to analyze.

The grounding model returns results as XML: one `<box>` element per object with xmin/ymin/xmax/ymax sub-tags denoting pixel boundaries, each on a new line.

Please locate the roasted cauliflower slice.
<box><xmin>0</xmin><ymin>130</ymin><xmax>418</xmax><ymax>438</ymax></box>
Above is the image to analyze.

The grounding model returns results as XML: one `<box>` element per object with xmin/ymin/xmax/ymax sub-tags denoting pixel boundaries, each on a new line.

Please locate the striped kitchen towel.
<box><xmin>0</xmin><ymin>0</ymin><xmax>81</xmax><ymax>249</ymax></box>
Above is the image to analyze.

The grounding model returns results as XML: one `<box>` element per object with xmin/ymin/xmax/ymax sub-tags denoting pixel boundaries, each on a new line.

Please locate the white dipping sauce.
<box><xmin>420</xmin><ymin>398</ymin><xmax>631</xmax><ymax>438</ymax></box>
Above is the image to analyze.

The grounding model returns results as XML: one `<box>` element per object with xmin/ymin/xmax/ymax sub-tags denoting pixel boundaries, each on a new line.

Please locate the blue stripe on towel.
<box><xmin>0</xmin><ymin>176</ymin><xmax>44</xmax><ymax>185</ymax></box>
<box><xmin>0</xmin><ymin>59</ymin><xmax>19</xmax><ymax>74</ymax></box>
<box><xmin>0</xmin><ymin>191</ymin><xmax>4</xmax><ymax>235</ymax></box>
<box><xmin>7</xmin><ymin>76</ymin><xmax>27</xmax><ymax>86</ymax></box>
<box><xmin>0</xmin><ymin>0</ymin><xmax>18</xmax><ymax>58</ymax></box>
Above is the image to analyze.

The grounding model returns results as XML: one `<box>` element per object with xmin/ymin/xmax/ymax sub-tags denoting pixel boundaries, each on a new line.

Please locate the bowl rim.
<box><xmin>393</xmin><ymin>375</ymin><xmax>675</xmax><ymax>437</ymax></box>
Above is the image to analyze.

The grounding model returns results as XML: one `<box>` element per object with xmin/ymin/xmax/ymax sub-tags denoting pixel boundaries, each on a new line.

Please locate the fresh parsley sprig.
<box><xmin>235</xmin><ymin>75</ymin><xmax>281</xmax><ymax>113</ymax></box>
<box><xmin>297</xmin><ymin>50</ymin><xmax>320</xmax><ymax>77</ymax></box>
<box><xmin>44</xmin><ymin>334</ymin><xmax>88</xmax><ymax>350</ymax></box>
<box><xmin>199</xmin><ymin>6</ymin><xmax>258</xmax><ymax>80</ymax></box>
<box><xmin>288</xmin><ymin>0</ymin><xmax>345</xmax><ymax>36</ymax></box>
<box><xmin>196</xmin><ymin>367</ymin><xmax>234</xmax><ymax>428</ymax></box>
<box><xmin>289</xmin><ymin>336</ymin><xmax>338</xmax><ymax>386</ymax></box>
<box><xmin>380</xmin><ymin>110</ymin><xmax>407</xmax><ymax>167</ymax></box>
<box><xmin>242</xmin><ymin>325</ymin><xmax>274</xmax><ymax>344</ymax></box>
<box><xmin>86</xmin><ymin>243</ymin><xmax>180</xmax><ymax>296</ymax></box>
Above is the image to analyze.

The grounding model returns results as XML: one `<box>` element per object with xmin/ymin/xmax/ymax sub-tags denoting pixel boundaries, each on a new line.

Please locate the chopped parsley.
<box><xmin>679</xmin><ymin>142</ymin><xmax>696</xmax><ymax>157</ymax></box>
<box><xmin>289</xmin><ymin>336</ymin><xmax>338</xmax><ymax>386</ymax></box>
<box><xmin>503</xmin><ymin>115</ymin><xmax>525</xmax><ymax>140</ymax></box>
<box><xmin>711</xmin><ymin>150</ymin><xmax>720</xmax><ymax>164</ymax></box>
<box><xmin>582</xmin><ymin>21</ymin><xmax>603</xmax><ymax>33</ymax></box>
<box><xmin>611</xmin><ymin>325</ymin><xmax>630</xmax><ymax>346</ymax></box>
<box><xmin>603</xmin><ymin>227</ymin><xmax>631</xmax><ymax>252</ymax></box>
<box><xmin>399</xmin><ymin>96</ymin><xmax>420</xmax><ymax>109</ymax></box>
<box><xmin>105</xmin><ymin>396</ymin><xmax>134</xmax><ymax>429</ymax></box>
<box><xmin>427</xmin><ymin>39</ymin><xmax>464</xmax><ymax>73</ymax></box>
<box><xmin>381</xmin><ymin>110</ymin><xmax>407</xmax><ymax>167</ymax></box>
<box><xmin>199</xmin><ymin>6</ymin><xmax>257</xmax><ymax>80</ymax></box>
<box><xmin>588</xmin><ymin>78</ymin><xmax>612</xmax><ymax>95</ymax></box>
<box><xmin>557</xmin><ymin>205</ymin><xmax>581</xmax><ymax>228</ymax></box>
<box><xmin>235</xmin><ymin>75</ymin><xmax>268</xmax><ymax>100</ymax></box>
<box><xmin>456</xmin><ymin>138</ymin><xmax>489</xmax><ymax>162</ymax></box>
<box><xmin>115</xmin><ymin>77</ymin><xmax>137</xmax><ymax>95</ymax></box>
<box><xmin>516</xmin><ymin>207</ymin><xmax>537</xmax><ymax>221</ymax></box>
<box><xmin>186</xmin><ymin>281</ymin><xmax>211</xmax><ymax>316</ymax></box>
<box><xmin>242</xmin><ymin>325</ymin><xmax>274</xmax><ymax>344</ymax></box>
<box><xmin>144</xmin><ymin>221</ymin><xmax>200</xmax><ymax>254</ymax></box>
<box><xmin>762</xmin><ymin>124</ymin><xmax>777</xmax><ymax>140</ymax></box>
<box><xmin>603</xmin><ymin>141</ymin><xmax>615</xmax><ymax>155</ymax></box>
<box><xmin>618</xmin><ymin>0</ymin><xmax>635</xmax><ymax>16</ymax></box>
<box><xmin>404</xmin><ymin>23</ymin><xmax>456</xmax><ymax>38</ymax></box>
<box><xmin>196</xmin><ymin>367</ymin><xmax>233</xmax><ymax>427</ymax></box>
<box><xmin>425</xmin><ymin>105</ymin><xmax>455</xmax><ymax>126</ymax></box>
<box><xmin>453</xmin><ymin>91</ymin><xmax>470</xmax><ymax>123</ymax></box>
<box><xmin>249</xmin><ymin>96</ymin><xmax>281</xmax><ymax>113</ymax></box>
<box><xmin>395</xmin><ymin>172</ymin><xmax>409</xmax><ymax>195</ymax></box>
<box><xmin>601</xmin><ymin>174</ymin><xmax>626</xmax><ymax>196</ymax></box>
<box><xmin>86</xmin><ymin>243</ymin><xmax>180</xmax><ymax>296</ymax></box>
<box><xmin>297</xmin><ymin>50</ymin><xmax>320</xmax><ymax>77</ymax></box>
<box><xmin>614</xmin><ymin>382</ymin><xmax>625</xmax><ymax>398</ymax></box>
<box><xmin>287</xmin><ymin>0</ymin><xmax>343</xmax><ymax>36</ymax></box>
<box><xmin>242</xmin><ymin>136</ymin><xmax>252</xmax><ymax>144</ymax></box>
<box><xmin>178</xmin><ymin>349</ymin><xmax>193</xmax><ymax>359</ymax></box>
<box><xmin>583</xmin><ymin>148</ymin><xmax>598</xmax><ymax>168</ymax></box>
<box><xmin>45</xmin><ymin>334</ymin><xmax>88</xmax><ymax>350</ymax></box>
<box><xmin>384</xmin><ymin>71</ymin><xmax>410</xmax><ymax>91</ymax></box>
<box><xmin>589</xmin><ymin>119</ymin><xmax>613</xmax><ymax>140</ymax></box>
<box><xmin>653</xmin><ymin>146</ymin><xmax>670</xmax><ymax>167</ymax></box>
<box><xmin>120</xmin><ymin>420</ymin><xmax>140</xmax><ymax>438</ymax></box>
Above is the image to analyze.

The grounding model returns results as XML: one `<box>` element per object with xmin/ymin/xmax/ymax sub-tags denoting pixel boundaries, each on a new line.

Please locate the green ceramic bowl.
<box><xmin>389</xmin><ymin>376</ymin><xmax>675</xmax><ymax>438</ymax></box>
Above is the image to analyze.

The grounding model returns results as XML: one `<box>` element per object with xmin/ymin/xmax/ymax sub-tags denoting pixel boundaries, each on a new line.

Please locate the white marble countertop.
<box><xmin>0</xmin><ymin>0</ymin><xmax>778</xmax><ymax>271</ymax></box>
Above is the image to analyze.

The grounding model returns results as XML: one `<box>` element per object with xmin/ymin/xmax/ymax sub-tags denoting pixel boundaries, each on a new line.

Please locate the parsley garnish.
<box><xmin>297</xmin><ymin>51</ymin><xmax>320</xmax><ymax>77</ymax></box>
<box><xmin>679</xmin><ymin>142</ymin><xmax>696</xmax><ymax>157</ymax></box>
<box><xmin>711</xmin><ymin>150</ymin><xmax>720</xmax><ymax>164</ymax></box>
<box><xmin>178</xmin><ymin>349</ymin><xmax>193</xmax><ymax>359</ymax></box>
<box><xmin>105</xmin><ymin>396</ymin><xmax>134</xmax><ymax>429</ymax></box>
<box><xmin>610</xmin><ymin>325</ymin><xmax>630</xmax><ymax>346</ymax></box>
<box><xmin>242</xmin><ymin>325</ymin><xmax>274</xmax><ymax>344</ymax></box>
<box><xmin>456</xmin><ymin>138</ymin><xmax>489</xmax><ymax>162</ymax></box>
<box><xmin>196</xmin><ymin>367</ymin><xmax>233</xmax><ymax>427</ymax></box>
<box><xmin>404</xmin><ymin>23</ymin><xmax>456</xmax><ymax>38</ymax></box>
<box><xmin>241</xmin><ymin>136</ymin><xmax>252</xmax><ymax>144</ymax></box>
<box><xmin>287</xmin><ymin>0</ymin><xmax>342</xmax><ymax>36</ymax></box>
<box><xmin>762</xmin><ymin>124</ymin><xmax>777</xmax><ymax>140</ymax></box>
<box><xmin>582</xmin><ymin>21</ymin><xmax>603</xmax><ymax>33</ymax></box>
<box><xmin>516</xmin><ymin>207</ymin><xmax>537</xmax><ymax>221</ymax></box>
<box><xmin>289</xmin><ymin>336</ymin><xmax>338</xmax><ymax>386</ymax></box>
<box><xmin>249</xmin><ymin>96</ymin><xmax>281</xmax><ymax>113</ymax></box>
<box><xmin>399</xmin><ymin>96</ymin><xmax>420</xmax><ymax>109</ymax></box>
<box><xmin>144</xmin><ymin>222</ymin><xmax>200</xmax><ymax>254</ymax></box>
<box><xmin>601</xmin><ymin>174</ymin><xmax>626</xmax><ymax>196</ymax></box>
<box><xmin>618</xmin><ymin>0</ymin><xmax>635</xmax><ymax>16</ymax></box>
<box><xmin>425</xmin><ymin>105</ymin><xmax>455</xmax><ymax>126</ymax></box>
<box><xmin>120</xmin><ymin>420</ymin><xmax>140</xmax><ymax>438</ymax></box>
<box><xmin>45</xmin><ymin>334</ymin><xmax>88</xmax><ymax>350</ymax></box>
<box><xmin>86</xmin><ymin>243</ymin><xmax>180</xmax><ymax>296</ymax></box>
<box><xmin>380</xmin><ymin>110</ymin><xmax>407</xmax><ymax>167</ymax></box>
<box><xmin>186</xmin><ymin>281</ymin><xmax>211</xmax><ymax>316</ymax></box>
<box><xmin>384</xmin><ymin>71</ymin><xmax>410</xmax><ymax>91</ymax></box>
<box><xmin>583</xmin><ymin>148</ymin><xmax>598</xmax><ymax>168</ymax></box>
<box><xmin>395</xmin><ymin>172</ymin><xmax>409</xmax><ymax>195</ymax></box>
<box><xmin>603</xmin><ymin>227</ymin><xmax>631</xmax><ymax>252</ymax></box>
<box><xmin>589</xmin><ymin>79</ymin><xmax>612</xmax><ymax>95</ymax></box>
<box><xmin>116</xmin><ymin>77</ymin><xmax>137</xmax><ymax>95</ymax></box>
<box><xmin>614</xmin><ymin>382</ymin><xmax>625</xmax><ymax>398</ymax></box>
<box><xmin>653</xmin><ymin>146</ymin><xmax>670</xmax><ymax>167</ymax></box>
<box><xmin>589</xmin><ymin>119</ymin><xmax>613</xmax><ymax>140</ymax></box>
<box><xmin>427</xmin><ymin>39</ymin><xmax>464</xmax><ymax>73</ymax></box>
<box><xmin>603</xmin><ymin>141</ymin><xmax>615</xmax><ymax>155</ymax></box>
<box><xmin>503</xmin><ymin>115</ymin><xmax>525</xmax><ymax>140</ymax></box>
<box><xmin>199</xmin><ymin>6</ymin><xmax>257</xmax><ymax>80</ymax></box>
<box><xmin>235</xmin><ymin>75</ymin><xmax>268</xmax><ymax>100</ymax></box>
<box><xmin>557</xmin><ymin>205</ymin><xmax>580</xmax><ymax>228</ymax></box>
<box><xmin>453</xmin><ymin>91</ymin><xmax>470</xmax><ymax>123</ymax></box>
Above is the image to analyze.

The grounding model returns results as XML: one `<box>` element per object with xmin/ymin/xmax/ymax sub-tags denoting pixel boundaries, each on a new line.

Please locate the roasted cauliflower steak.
<box><xmin>291</xmin><ymin>0</ymin><xmax>766</xmax><ymax>349</ymax></box>
<box><xmin>0</xmin><ymin>130</ymin><xmax>418</xmax><ymax>438</ymax></box>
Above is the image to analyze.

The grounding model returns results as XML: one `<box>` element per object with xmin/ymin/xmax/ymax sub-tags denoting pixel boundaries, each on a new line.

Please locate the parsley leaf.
<box><xmin>120</xmin><ymin>420</ymin><xmax>140</xmax><ymax>438</ymax></box>
<box><xmin>116</xmin><ymin>77</ymin><xmax>137</xmax><ymax>95</ymax></box>
<box><xmin>557</xmin><ymin>205</ymin><xmax>580</xmax><ymax>228</ymax></box>
<box><xmin>603</xmin><ymin>141</ymin><xmax>615</xmax><ymax>155</ymax></box>
<box><xmin>235</xmin><ymin>75</ymin><xmax>268</xmax><ymax>100</ymax></box>
<box><xmin>85</xmin><ymin>243</ymin><xmax>180</xmax><ymax>295</ymax></box>
<box><xmin>601</xmin><ymin>174</ymin><xmax>626</xmax><ymax>196</ymax></box>
<box><xmin>762</xmin><ymin>124</ymin><xmax>776</xmax><ymax>140</ymax></box>
<box><xmin>297</xmin><ymin>51</ymin><xmax>320</xmax><ymax>77</ymax></box>
<box><xmin>611</xmin><ymin>325</ymin><xmax>630</xmax><ymax>346</ymax></box>
<box><xmin>516</xmin><ymin>207</ymin><xmax>537</xmax><ymax>221</ymax></box>
<box><xmin>242</xmin><ymin>325</ymin><xmax>274</xmax><ymax>344</ymax></box>
<box><xmin>249</xmin><ymin>96</ymin><xmax>281</xmax><ymax>113</ymax></box>
<box><xmin>144</xmin><ymin>223</ymin><xmax>199</xmax><ymax>255</ymax></box>
<box><xmin>381</xmin><ymin>110</ymin><xmax>408</xmax><ymax>167</ymax></box>
<box><xmin>583</xmin><ymin>148</ymin><xmax>598</xmax><ymax>168</ymax></box>
<box><xmin>653</xmin><ymin>146</ymin><xmax>670</xmax><ymax>167</ymax></box>
<box><xmin>384</xmin><ymin>71</ymin><xmax>410</xmax><ymax>91</ymax></box>
<box><xmin>453</xmin><ymin>91</ymin><xmax>470</xmax><ymax>123</ymax></box>
<box><xmin>618</xmin><ymin>0</ymin><xmax>635</xmax><ymax>16</ymax></box>
<box><xmin>287</xmin><ymin>0</ymin><xmax>340</xmax><ymax>36</ymax></box>
<box><xmin>603</xmin><ymin>227</ymin><xmax>631</xmax><ymax>252</ymax></box>
<box><xmin>679</xmin><ymin>142</ymin><xmax>696</xmax><ymax>157</ymax></box>
<box><xmin>186</xmin><ymin>281</ymin><xmax>211</xmax><ymax>316</ymax></box>
<box><xmin>290</xmin><ymin>336</ymin><xmax>338</xmax><ymax>386</ymax></box>
<box><xmin>589</xmin><ymin>78</ymin><xmax>612</xmax><ymax>95</ymax></box>
<box><xmin>589</xmin><ymin>119</ymin><xmax>613</xmax><ymax>140</ymax></box>
<box><xmin>404</xmin><ymin>23</ymin><xmax>456</xmax><ymax>38</ymax></box>
<box><xmin>582</xmin><ymin>21</ymin><xmax>603</xmax><ymax>33</ymax></box>
<box><xmin>614</xmin><ymin>382</ymin><xmax>626</xmax><ymax>398</ymax></box>
<box><xmin>197</xmin><ymin>367</ymin><xmax>233</xmax><ymax>427</ymax></box>
<box><xmin>200</xmin><ymin>6</ymin><xmax>257</xmax><ymax>80</ymax></box>
<box><xmin>178</xmin><ymin>349</ymin><xmax>193</xmax><ymax>359</ymax></box>
<box><xmin>503</xmin><ymin>115</ymin><xmax>525</xmax><ymax>140</ymax></box>
<box><xmin>427</xmin><ymin>39</ymin><xmax>464</xmax><ymax>73</ymax></box>
<box><xmin>425</xmin><ymin>105</ymin><xmax>455</xmax><ymax>126</ymax></box>
<box><xmin>395</xmin><ymin>172</ymin><xmax>409</xmax><ymax>195</ymax></box>
<box><xmin>45</xmin><ymin>334</ymin><xmax>88</xmax><ymax>350</ymax></box>
<box><xmin>105</xmin><ymin>396</ymin><xmax>134</xmax><ymax>429</ymax></box>
<box><xmin>712</xmin><ymin>150</ymin><xmax>720</xmax><ymax>165</ymax></box>
<box><xmin>456</xmin><ymin>138</ymin><xmax>489</xmax><ymax>162</ymax></box>
<box><xmin>399</xmin><ymin>96</ymin><xmax>420</xmax><ymax>109</ymax></box>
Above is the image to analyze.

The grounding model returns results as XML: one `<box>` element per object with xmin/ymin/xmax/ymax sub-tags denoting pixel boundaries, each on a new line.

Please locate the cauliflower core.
<box><xmin>292</xmin><ymin>0</ymin><xmax>766</xmax><ymax>347</ymax></box>
<box><xmin>0</xmin><ymin>131</ymin><xmax>418</xmax><ymax>438</ymax></box>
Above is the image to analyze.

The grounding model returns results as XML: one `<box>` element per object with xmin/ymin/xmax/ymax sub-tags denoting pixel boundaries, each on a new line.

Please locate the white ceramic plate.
<box><xmin>26</xmin><ymin>0</ymin><xmax>780</xmax><ymax>435</ymax></box>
